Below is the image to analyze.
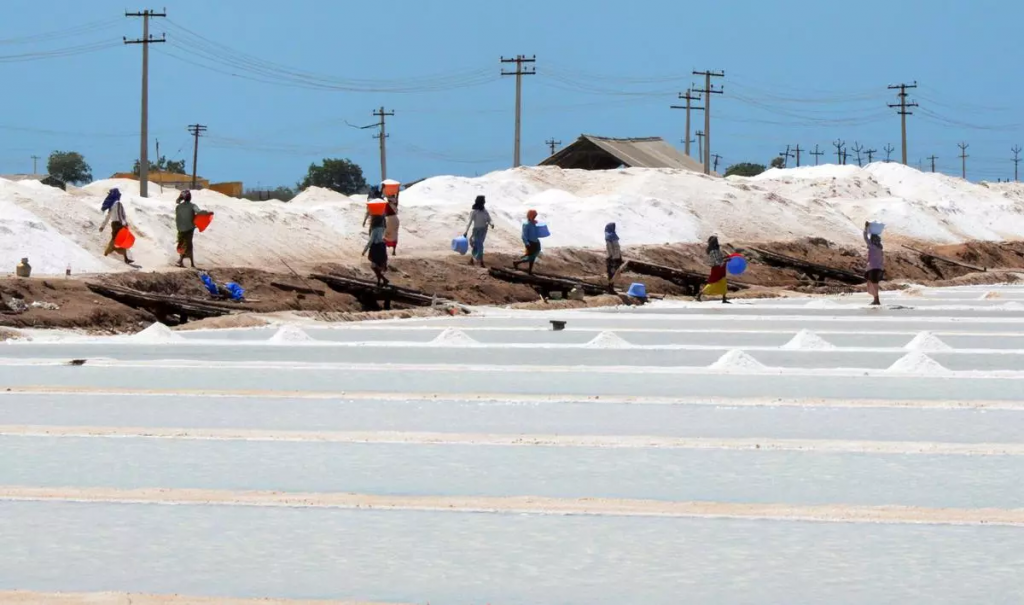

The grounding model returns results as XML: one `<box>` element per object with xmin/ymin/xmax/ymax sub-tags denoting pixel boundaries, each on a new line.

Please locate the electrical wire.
<box><xmin>0</xmin><ymin>18</ymin><xmax>120</xmax><ymax>45</ymax></box>
<box><xmin>0</xmin><ymin>40</ymin><xmax>121</xmax><ymax>63</ymax></box>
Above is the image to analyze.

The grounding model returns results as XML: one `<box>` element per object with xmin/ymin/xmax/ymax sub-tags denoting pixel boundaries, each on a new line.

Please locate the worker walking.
<box><xmin>696</xmin><ymin>235</ymin><xmax>730</xmax><ymax>304</ymax></box>
<box><xmin>464</xmin><ymin>195</ymin><xmax>493</xmax><ymax>267</ymax></box>
<box><xmin>864</xmin><ymin>222</ymin><xmax>884</xmax><ymax>306</ymax></box>
<box><xmin>513</xmin><ymin>209</ymin><xmax>542</xmax><ymax>275</ymax></box>
<box><xmin>98</xmin><ymin>188</ymin><xmax>133</xmax><ymax>265</ymax></box>
<box><xmin>605</xmin><ymin>222</ymin><xmax>623</xmax><ymax>292</ymax></box>
<box><xmin>364</xmin><ymin>214</ymin><xmax>390</xmax><ymax>287</ymax></box>
<box><xmin>175</xmin><ymin>190</ymin><xmax>212</xmax><ymax>268</ymax></box>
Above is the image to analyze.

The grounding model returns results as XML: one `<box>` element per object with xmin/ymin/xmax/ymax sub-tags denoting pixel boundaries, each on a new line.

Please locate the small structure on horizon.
<box><xmin>109</xmin><ymin>170</ymin><xmax>243</xmax><ymax>198</ymax></box>
<box><xmin>538</xmin><ymin>135</ymin><xmax>708</xmax><ymax>173</ymax></box>
<box><xmin>0</xmin><ymin>173</ymin><xmax>66</xmax><ymax>190</ymax></box>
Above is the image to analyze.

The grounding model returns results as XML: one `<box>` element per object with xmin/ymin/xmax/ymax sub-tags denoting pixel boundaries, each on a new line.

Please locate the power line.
<box><xmin>187</xmin><ymin>123</ymin><xmax>207</xmax><ymax>189</ymax></box>
<box><xmin>501</xmin><ymin>55</ymin><xmax>536</xmax><ymax>168</ymax></box>
<box><xmin>372</xmin><ymin>107</ymin><xmax>394</xmax><ymax>181</ymax></box>
<box><xmin>851</xmin><ymin>142</ymin><xmax>864</xmax><ymax>167</ymax></box>
<box><xmin>864</xmin><ymin>148</ymin><xmax>877</xmax><ymax>164</ymax></box>
<box><xmin>779</xmin><ymin>145</ymin><xmax>793</xmax><ymax>168</ymax></box>
<box><xmin>692</xmin><ymin>69</ymin><xmax>724</xmax><ymax>174</ymax></box>
<box><xmin>545</xmin><ymin>138</ymin><xmax>562</xmax><ymax>156</ymax></box>
<box><xmin>887</xmin><ymin>81</ymin><xmax>918</xmax><ymax>166</ymax></box>
<box><xmin>124</xmin><ymin>9</ymin><xmax>166</xmax><ymax>198</ymax></box>
<box><xmin>30</xmin><ymin>155</ymin><xmax>40</xmax><ymax>174</ymax></box>
<box><xmin>670</xmin><ymin>89</ymin><xmax>703</xmax><ymax>158</ymax></box>
<box><xmin>833</xmin><ymin>139</ymin><xmax>846</xmax><ymax>165</ymax></box>
<box><xmin>809</xmin><ymin>145</ymin><xmax>824</xmax><ymax>166</ymax></box>
<box><xmin>712</xmin><ymin>153</ymin><xmax>722</xmax><ymax>173</ymax></box>
<box><xmin>927</xmin><ymin>154</ymin><xmax>938</xmax><ymax>173</ymax></box>
<box><xmin>883</xmin><ymin>144</ymin><xmax>895</xmax><ymax>163</ymax></box>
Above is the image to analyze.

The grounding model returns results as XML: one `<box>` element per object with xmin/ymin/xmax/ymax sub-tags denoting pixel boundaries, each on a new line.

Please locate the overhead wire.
<box><xmin>0</xmin><ymin>18</ymin><xmax>120</xmax><ymax>45</ymax></box>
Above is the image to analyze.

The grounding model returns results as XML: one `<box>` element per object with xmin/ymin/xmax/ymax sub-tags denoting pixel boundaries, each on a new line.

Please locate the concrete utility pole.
<box><xmin>958</xmin><ymin>142</ymin><xmax>969</xmax><ymax>180</ymax></box>
<box><xmin>887</xmin><ymin>81</ymin><xmax>918</xmax><ymax>166</ymax></box>
<box><xmin>779</xmin><ymin>145</ymin><xmax>793</xmax><ymax>168</ymax></box>
<box><xmin>695</xmin><ymin>130</ymin><xmax>705</xmax><ymax>161</ymax></box>
<box><xmin>833</xmin><ymin>139</ymin><xmax>846</xmax><ymax>165</ymax></box>
<box><xmin>501</xmin><ymin>55</ymin><xmax>536</xmax><ymax>168</ymax></box>
<box><xmin>1013</xmin><ymin>145</ymin><xmax>1022</xmax><ymax>182</ymax></box>
<box><xmin>927</xmin><ymin>154</ymin><xmax>938</xmax><ymax>173</ymax></box>
<box><xmin>851</xmin><ymin>142</ymin><xmax>864</xmax><ymax>167</ymax></box>
<box><xmin>793</xmin><ymin>144</ymin><xmax>802</xmax><ymax>168</ymax></box>
<box><xmin>865</xmin><ymin>148</ymin><xmax>877</xmax><ymax>163</ymax></box>
<box><xmin>670</xmin><ymin>89</ymin><xmax>703</xmax><ymax>157</ymax></box>
<box><xmin>545</xmin><ymin>138</ymin><xmax>562</xmax><ymax>156</ymax></box>
<box><xmin>187</xmin><ymin>124</ymin><xmax>207</xmax><ymax>189</ymax></box>
<box><xmin>692</xmin><ymin>70</ymin><xmax>724</xmax><ymax>174</ymax></box>
<box><xmin>372</xmin><ymin>107</ymin><xmax>394</xmax><ymax>181</ymax></box>
<box><xmin>125</xmin><ymin>9</ymin><xmax>166</xmax><ymax>198</ymax></box>
<box><xmin>712</xmin><ymin>154</ymin><xmax>722</xmax><ymax>173</ymax></box>
<box><xmin>810</xmin><ymin>145</ymin><xmax>824</xmax><ymax>166</ymax></box>
<box><xmin>883</xmin><ymin>144</ymin><xmax>895</xmax><ymax>163</ymax></box>
<box><xmin>31</xmin><ymin>155</ymin><xmax>40</xmax><ymax>174</ymax></box>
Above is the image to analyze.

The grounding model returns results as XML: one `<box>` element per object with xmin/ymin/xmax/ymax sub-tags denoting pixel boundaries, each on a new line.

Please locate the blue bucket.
<box><xmin>536</xmin><ymin>223</ymin><xmax>551</xmax><ymax>238</ymax></box>
<box><xmin>727</xmin><ymin>255</ymin><xmax>747</xmax><ymax>275</ymax></box>
<box><xmin>626</xmin><ymin>282</ymin><xmax>647</xmax><ymax>298</ymax></box>
<box><xmin>451</xmin><ymin>236</ymin><xmax>469</xmax><ymax>255</ymax></box>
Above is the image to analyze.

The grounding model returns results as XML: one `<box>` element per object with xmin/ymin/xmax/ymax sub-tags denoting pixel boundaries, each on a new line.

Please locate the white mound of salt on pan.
<box><xmin>781</xmin><ymin>329</ymin><xmax>835</xmax><ymax>350</ymax></box>
<box><xmin>886</xmin><ymin>352</ymin><xmax>951</xmax><ymax>376</ymax></box>
<box><xmin>430</xmin><ymin>328</ymin><xmax>478</xmax><ymax>346</ymax></box>
<box><xmin>585</xmin><ymin>331</ymin><xmax>633</xmax><ymax>349</ymax></box>
<box><xmin>803</xmin><ymin>299</ymin><xmax>843</xmax><ymax>309</ymax></box>
<box><xmin>1000</xmin><ymin>301</ymin><xmax>1024</xmax><ymax>310</ymax></box>
<box><xmin>709</xmin><ymin>349</ymin><xmax>766</xmax><ymax>372</ymax></box>
<box><xmin>269</xmin><ymin>325</ymin><xmax>314</xmax><ymax>343</ymax></box>
<box><xmin>904</xmin><ymin>331</ymin><xmax>953</xmax><ymax>352</ymax></box>
<box><xmin>129</xmin><ymin>322</ymin><xmax>183</xmax><ymax>343</ymax></box>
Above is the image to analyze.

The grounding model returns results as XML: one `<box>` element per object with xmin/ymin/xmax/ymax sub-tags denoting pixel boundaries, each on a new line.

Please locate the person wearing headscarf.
<box><xmin>697</xmin><ymin>235</ymin><xmax>730</xmax><ymax>303</ymax></box>
<box><xmin>363</xmin><ymin>214</ymin><xmax>390</xmax><ymax>287</ymax></box>
<box><xmin>464</xmin><ymin>195</ymin><xmax>493</xmax><ymax>267</ymax></box>
<box><xmin>174</xmin><ymin>190</ymin><xmax>212</xmax><ymax>268</ymax></box>
<box><xmin>605</xmin><ymin>222</ymin><xmax>623</xmax><ymax>291</ymax></box>
<box><xmin>864</xmin><ymin>222</ymin><xmax>884</xmax><ymax>306</ymax></box>
<box><xmin>383</xmin><ymin>191</ymin><xmax>400</xmax><ymax>255</ymax></box>
<box><xmin>513</xmin><ymin>209</ymin><xmax>541</xmax><ymax>275</ymax></box>
<box><xmin>98</xmin><ymin>188</ymin><xmax>133</xmax><ymax>264</ymax></box>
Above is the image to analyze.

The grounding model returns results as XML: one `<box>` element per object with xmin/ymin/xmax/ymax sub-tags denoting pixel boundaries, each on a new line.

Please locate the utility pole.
<box><xmin>372</xmin><ymin>107</ymin><xmax>394</xmax><ymax>181</ymax></box>
<box><xmin>779</xmin><ymin>145</ymin><xmax>793</xmax><ymax>169</ymax></box>
<box><xmin>545</xmin><ymin>138</ymin><xmax>562</xmax><ymax>156</ymax></box>
<box><xmin>1013</xmin><ymin>145</ymin><xmax>1022</xmax><ymax>182</ymax></box>
<box><xmin>927</xmin><ymin>154</ymin><xmax>938</xmax><ymax>173</ymax></box>
<box><xmin>833</xmin><ymin>139</ymin><xmax>845</xmax><ymax>165</ymax></box>
<box><xmin>31</xmin><ymin>155</ymin><xmax>40</xmax><ymax>174</ymax></box>
<box><xmin>810</xmin><ymin>145</ymin><xmax>824</xmax><ymax>166</ymax></box>
<box><xmin>125</xmin><ymin>9</ymin><xmax>166</xmax><ymax>198</ymax></box>
<box><xmin>187</xmin><ymin>124</ymin><xmax>207</xmax><ymax>190</ymax></box>
<box><xmin>692</xmin><ymin>70</ymin><xmax>724</xmax><ymax>175</ymax></box>
<box><xmin>958</xmin><ymin>142</ymin><xmax>969</xmax><ymax>180</ymax></box>
<box><xmin>670</xmin><ymin>89</ymin><xmax>703</xmax><ymax>157</ymax></box>
<box><xmin>696</xmin><ymin>130</ymin><xmax>705</xmax><ymax>161</ymax></box>
<box><xmin>883</xmin><ymin>144</ymin><xmax>895</xmax><ymax>163</ymax></box>
<box><xmin>887</xmin><ymin>81</ymin><xmax>918</xmax><ymax>166</ymax></box>
<box><xmin>712</xmin><ymin>154</ymin><xmax>722</xmax><ymax>173</ymax></box>
<box><xmin>501</xmin><ymin>55</ymin><xmax>536</xmax><ymax>168</ymax></box>
<box><xmin>851</xmin><ymin>142</ymin><xmax>864</xmax><ymax>167</ymax></box>
<box><xmin>793</xmin><ymin>144</ymin><xmax>802</xmax><ymax>168</ymax></box>
<box><xmin>865</xmin><ymin>148</ymin><xmax>877</xmax><ymax>164</ymax></box>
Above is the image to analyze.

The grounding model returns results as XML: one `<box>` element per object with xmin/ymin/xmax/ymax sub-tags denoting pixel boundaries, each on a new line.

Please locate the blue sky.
<box><xmin>2</xmin><ymin>0</ymin><xmax>1023</xmax><ymax>188</ymax></box>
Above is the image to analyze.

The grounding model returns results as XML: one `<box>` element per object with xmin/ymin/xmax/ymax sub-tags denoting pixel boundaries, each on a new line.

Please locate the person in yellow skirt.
<box><xmin>696</xmin><ymin>235</ymin><xmax>730</xmax><ymax>303</ymax></box>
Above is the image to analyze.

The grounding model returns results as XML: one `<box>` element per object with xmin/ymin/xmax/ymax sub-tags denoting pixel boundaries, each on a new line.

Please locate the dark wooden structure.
<box><xmin>622</xmin><ymin>259</ymin><xmax>749</xmax><ymax>296</ymax></box>
<box><xmin>742</xmin><ymin>247</ymin><xmax>865</xmax><ymax>285</ymax></box>
<box><xmin>270</xmin><ymin>281</ymin><xmax>326</xmax><ymax>296</ymax></box>
<box><xmin>310</xmin><ymin>273</ymin><xmax>438</xmax><ymax>311</ymax></box>
<box><xmin>903</xmin><ymin>245</ymin><xmax>987</xmax><ymax>273</ymax></box>
<box><xmin>86</xmin><ymin>283</ymin><xmax>247</xmax><ymax>325</ymax></box>
<box><xmin>488</xmin><ymin>268</ymin><xmax>607</xmax><ymax>298</ymax></box>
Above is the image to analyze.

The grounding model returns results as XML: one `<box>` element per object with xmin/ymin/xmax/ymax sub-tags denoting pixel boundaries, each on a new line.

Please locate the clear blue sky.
<box><xmin>2</xmin><ymin>0</ymin><xmax>1023</xmax><ymax>188</ymax></box>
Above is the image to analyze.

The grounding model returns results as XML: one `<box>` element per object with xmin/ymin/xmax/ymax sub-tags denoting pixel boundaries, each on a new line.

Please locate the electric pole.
<box><xmin>833</xmin><ymin>139</ymin><xmax>845</xmax><ymax>165</ymax></box>
<box><xmin>31</xmin><ymin>155</ymin><xmax>40</xmax><ymax>174</ymax></box>
<box><xmin>187</xmin><ymin>124</ymin><xmax>207</xmax><ymax>189</ymax></box>
<box><xmin>883</xmin><ymin>144</ymin><xmax>895</xmax><ymax>163</ymax></box>
<box><xmin>851</xmin><ymin>142</ymin><xmax>864</xmax><ymax>167</ymax></box>
<box><xmin>865</xmin><ymin>148</ymin><xmax>877</xmax><ymax>164</ymax></box>
<box><xmin>501</xmin><ymin>55</ymin><xmax>536</xmax><ymax>168</ymax></box>
<box><xmin>958</xmin><ymin>142</ymin><xmax>969</xmax><ymax>180</ymax></box>
<box><xmin>1013</xmin><ymin>145</ymin><xmax>1022</xmax><ymax>182</ymax></box>
<box><xmin>927</xmin><ymin>154</ymin><xmax>938</xmax><ymax>173</ymax></box>
<box><xmin>125</xmin><ymin>9</ymin><xmax>166</xmax><ymax>198</ymax></box>
<box><xmin>779</xmin><ymin>145</ymin><xmax>793</xmax><ymax>169</ymax></box>
<box><xmin>545</xmin><ymin>138</ymin><xmax>562</xmax><ymax>156</ymax></box>
<box><xmin>887</xmin><ymin>81</ymin><xmax>918</xmax><ymax>166</ymax></box>
<box><xmin>670</xmin><ymin>89</ymin><xmax>703</xmax><ymax>157</ymax></box>
<box><xmin>696</xmin><ymin>130</ymin><xmax>705</xmax><ymax>161</ymax></box>
<box><xmin>372</xmin><ymin>107</ymin><xmax>394</xmax><ymax>181</ymax></box>
<box><xmin>810</xmin><ymin>145</ymin><xmax>824</xmax><ymax>166</ymax></box>
<box><xmin>793</xmin><ymin>144</ymin><xmax>802</xmax><ymax>167</ymax></box>
<box><xmin>712</xmin><ymin>154</ymin><xmax>722</xmax><ymax>173</ymax></box>
<box><xmin>692</xmin><ymin>70</ymin><xmax>724</xmax><ymax>175</ymax></box>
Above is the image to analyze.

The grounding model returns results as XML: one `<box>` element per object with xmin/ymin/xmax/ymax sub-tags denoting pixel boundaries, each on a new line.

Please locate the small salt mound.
<box><xmin>709</xmin><ymin>349</ymin><xmax>766</xmax><ymax>372</ymax></box>
<box><xmin>904</xmin><ymin>331</ymin><xmax>953</xmax><ymax>352</ymax></box>
<box><xmin>585</xmin><ymin>331</ymin><xmax>633</xmax><ymax>349</ymax></box>
<box><xmin>430</xmin><ymin>328</ymin><xmax>478</xmax><ymax>346</ymax></box>
<box><xmin>129</xmin><ymin>322</ymin><xmax>183</xmax><ymax>343</ymax></box>
<box><xmin>1000</xmin><ymin>301</ymin><xmax>1024</xmax><ymax>311</ymax></box>
<box><xmin>886</xmin><ymin>352</ymin><xmax>951</xmax><ymax>376</ymax></box>
<box><xmin>269</xmin><ymin>325</ymin><xmax>314</xmax><ymax>343</ymax></box>
<box><xmin>803</xmin><ymin>299</ymin><xmax>842</xmax><ymax>309</ymax></box>
<box><xmin>781</xmin><ymin>329</ymin><xmax>835</xmax><ymax>350</ymax></box>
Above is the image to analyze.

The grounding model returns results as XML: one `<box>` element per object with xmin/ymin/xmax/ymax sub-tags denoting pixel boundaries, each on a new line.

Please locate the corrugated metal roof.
<box><xmin>539</xmin><ymin>135</ymin><xmax>709</xmax><ymax>173</ymax></box>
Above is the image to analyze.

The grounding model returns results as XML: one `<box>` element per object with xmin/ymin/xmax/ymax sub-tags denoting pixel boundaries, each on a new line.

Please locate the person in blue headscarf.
<box><xmin>605</xmin><ymin>222</ymin><xmax>623</xmax><ymax>291</ymax></box>
<box><xmin>97</xmin><ymin>188</ymin><xmax>132</xmax><ymax>264</ymax></box>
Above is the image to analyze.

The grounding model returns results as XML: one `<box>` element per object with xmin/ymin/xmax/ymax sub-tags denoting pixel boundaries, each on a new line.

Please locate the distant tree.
<box><xmin>133</xmin><ymin>156</ymin><xmax>186</xmax><ymax>176</ymax></box>
<box><xmin>724</xmin><ymin>162</ymin><xmax>767</xmax><ymax>178</ymax></box>
<box><xmin>243</xmin><ymin>186</ymin><xmax>296</xmax><ymax>202</ymax></box>
<box><xmin>770</xmin><ymin>157</ymin><xmax>786</xmax><ymax>170</ymax></box>
<box><xmin>300</xmin><ymin>158</ymin><xmax>367</xmax><ymax>195</ymax></box>
<box><xmin>47</xmin><ymin>150</ymin><xmax>92</xmax><ymax>184</ymax></box>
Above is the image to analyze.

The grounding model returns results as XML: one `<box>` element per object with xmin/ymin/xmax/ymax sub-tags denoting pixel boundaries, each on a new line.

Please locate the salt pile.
<box><xmin>709</xmin><ymin>349</ymin><xmax>766</xmax><ymax>372</ymax></box>
<box><xmin>268</xmin><ymin>325</ymin><xmax>314</xmax><ymax>343</ymax></box>
<box><xmin>585</xmin><ymin>331</ymin><xmax>633</xmax><ymax>349</ymax></box>
<box><xmin>129</xmin><ymin>322</ymin><xmax>183</xmax><ymax>343</ymax></box>
<box><xmin>781</xmin><ymin>329</ymin><xmax>835</xmax><ymax>350</ymax></box>
<box><xmin>430</xmin><ymin>328</ymin><xmax>478</xmax><ymax>346</ymax></box>
<box><xmin>904</xmin><ymin>331</ymin><xmax>953</xmax><ymax>352</ymax></box>
<box><xmin>885</xmin><ymin>352</ymin><xmax>952</xmax><ymax>376</ymax></box>
<box><xmin>803</xmin><ymin>299</ymin><xmax>844</xmax><ymax>309</ymax></box>
<box><xmin>1000</xmin><ymin>302</ymin><xmax>1024</xmax><ymax>311</ymax></box>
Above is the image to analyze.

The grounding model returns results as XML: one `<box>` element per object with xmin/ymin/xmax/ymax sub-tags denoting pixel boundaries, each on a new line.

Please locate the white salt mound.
<box><xmin>129</xmin><ymin>322</ymin><xmax>183</xmax><ymax>343</ymax></box>
<box><xmin>803</xmin><ymin>299</ymin><xmax>843</xmax><ymax>309</ymax></box>
<box><xmin>710</xmin><ymin>349</ymin><xmax>766</xmax><ymax>372</ymax></box>
<box><xmin>1000</xmin><ymin>301</ymin><xmax>1024</xmax><ymax>311</ymax></box>
<box><xmin>585</xmin><ymin>331</ymin><xmax>633</xmax><ymax>349</ymax></box>
<box><xmin>269</xmin><ymin>325</ymin><xmax>314</xmax><ymax>343</ymax></box>
<box><xmin>904</xmin><ymin>331</ymin><xmax>953</xmax><ymax>352</ymax></box>
<box><xmin>886</xmin><ymin>352</ymin><xmax>951</xmax><ymax>376</ymax></box>
<box><xmin>781</xmin><ymin>329</ymin><xmax>835</xmax><ymax>350</ymax></box>
<box><xmin>431</xmin><ymin>328</ymin><xmax>478</xmax><ymax>346</ymax></box>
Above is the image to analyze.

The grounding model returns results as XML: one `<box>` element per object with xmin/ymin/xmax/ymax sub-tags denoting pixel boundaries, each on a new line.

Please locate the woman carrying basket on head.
<box><xmin>696</xmin><ymin>235</ymin><xmax>730</xmax><ymax>304</ymax></box>
<box><xmin>513</xmin><ymin>209</ymin><xmax>542</xmax><ymax>275</ymax></box>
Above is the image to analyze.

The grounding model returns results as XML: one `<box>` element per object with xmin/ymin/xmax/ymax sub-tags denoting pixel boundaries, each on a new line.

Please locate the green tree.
<box><xmin>300</xmin><ymin>158</ymin><xmax>367</xmax><ymax>195</ymax></box>
<box><xmin>723</xmin><ymin>162</ymin><xmax>767</xmax><ymax>178</ymax></box>
<box><xmin>47</xmin><ymin>151</ymin><xmax>92</xmax><ymax>184</ymax></box>
<box><xmin>770</xmin><ymin>156</ymin><xmax>786</xmax><ymax>170</ymax></box>
<box><xmin>133</xmin><ymin>156</ymin><xmax>186</xmax><ymax>176</ymax></box>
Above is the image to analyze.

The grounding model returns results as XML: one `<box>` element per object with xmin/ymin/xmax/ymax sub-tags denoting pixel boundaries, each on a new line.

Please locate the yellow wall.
<box><xmin>209</xmin><ymin>181</ymin><xmax>243</xmax><ymax>198</ymax></box>
<box><xmin>110</xmin><ymin>171</ymin><xmax>210</xmax><ymax>189</ymax></box>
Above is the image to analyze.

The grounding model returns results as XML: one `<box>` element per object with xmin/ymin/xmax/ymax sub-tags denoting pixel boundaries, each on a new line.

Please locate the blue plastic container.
<box><xmin>626</xmin><ymin>282</ymin><xmax>647</xmax><ymax>298</ymax></box>
<box><xmin>536</xmin><ymin>223</ymin><xmax>551</xmax><ymax>238</ymax></box>
<box><xmin>451</xmin><ymin>236</ymin><xmax>469</xmax><ymax>255</ymax></box>
<box><xmin>727</xmin><ymin>255</ymin><xmax>747</xmax><ymax>275</ymax></box>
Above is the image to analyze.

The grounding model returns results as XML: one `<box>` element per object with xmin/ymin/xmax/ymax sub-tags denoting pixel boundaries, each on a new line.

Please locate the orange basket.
<box><xmin>381</xmin><ymin>180</ymin><xmax>400</xmax><ymax>197</ymax></box>
<box><xmin>367</xmin><ymin>200</ymin><xmax>388</xmax><ymax>216</ymax></box>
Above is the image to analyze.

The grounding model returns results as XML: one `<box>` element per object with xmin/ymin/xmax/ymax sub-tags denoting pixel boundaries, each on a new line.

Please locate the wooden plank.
<box><xmin>270</xmin><ymin>281</ymin><xmax>326</xmax><ymax>296</ymax></box>
<box><xmin>310</xmin><ymin>273</ymin><xmax>437</xmax><ymax>307</ymax></box>
<box><xmin>744</xmin><ymin>247</ymin><xmax>865</xmax><ymax>285</ymax></box>
<box><xmin>902</xmin><ymin>245</ymin><xmax>986</xmax><ymax>272</ymax></box>
<box><xmin>85</xmin><ymin>283</ymin><xmax>242</xmax><ymax>322</ymax></box>
<box><xmin>623</xmin><ymin>259</ymin><xmax>750</xmax><ymax>294</ymax></box>
<box><xmin>488</xmin><ymin>268</ymin><xmax>606</xmax><ymax>296</ymax></box>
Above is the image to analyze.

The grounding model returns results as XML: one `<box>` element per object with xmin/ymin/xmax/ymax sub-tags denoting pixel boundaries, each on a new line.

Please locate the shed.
<box><xmin>538</xmin><ymin>135</ymin><xmax>707</xmax><ymax>173</ymax></box>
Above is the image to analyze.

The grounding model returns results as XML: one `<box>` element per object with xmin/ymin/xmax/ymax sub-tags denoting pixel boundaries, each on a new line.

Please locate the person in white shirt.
<box><xmin>97</xmin><ymin>188</ymin><xmax>133</xmax><ymax>264</ymax></box>
<box><xmin>463</xmin><ymin>195</ymin><xmax>494</xmax><ymax>267</ymax></box>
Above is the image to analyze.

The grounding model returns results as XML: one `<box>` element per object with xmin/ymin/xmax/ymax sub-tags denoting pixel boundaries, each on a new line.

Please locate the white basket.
<box><xmin>867</xmin><ymin>221</ymin><xmax>886</xmax><ymax>236</ymax></box>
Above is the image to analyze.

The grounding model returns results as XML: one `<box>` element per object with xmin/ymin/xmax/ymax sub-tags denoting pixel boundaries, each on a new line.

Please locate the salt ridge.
<box><xmin>781</xmin><ymin>329</ymin><xmax>835</xmax><ymax>350</ymax></box>
<box><xmin>431</xmin><ymin>328</ymin><xmax>478</xmax><ymax>346</ymax></box>
<box><xmin>886</xmin><ymin>352</ymin><xmax>952</xmax><ymax>376</ymax></box>
<box><xmin>129</xmin><ymin>322</ymin><xmax>183</xmax><ymax>343</ymax></box>
<box><xmin>710</xmin><ymin>349</ymin><xmax>766</xmax><ymax>372</ymax></box>
<box><xmin>268</xmin><ymin>325</ymin><xmax>314</xmax><ymax>343</ymax></box>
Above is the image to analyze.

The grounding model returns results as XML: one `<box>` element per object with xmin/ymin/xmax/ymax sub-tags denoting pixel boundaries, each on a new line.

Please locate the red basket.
<box><xmin>367</xmin><ymin>200</ymin><xmax>388</xmax><ymax>216</ymax></box>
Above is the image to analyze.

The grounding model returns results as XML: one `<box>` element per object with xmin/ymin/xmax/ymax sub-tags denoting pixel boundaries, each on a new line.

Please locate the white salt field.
<box><xmin>2</xmin><ymin>285</ymin><xmax>1023</xmax><ymax>603</ymax></box>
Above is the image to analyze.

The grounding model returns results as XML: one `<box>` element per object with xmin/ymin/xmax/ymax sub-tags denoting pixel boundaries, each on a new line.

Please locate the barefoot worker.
<box><xmin>98</xmin><ymin>188</ymin><xmax>133</xmax><ymax>265</ymax></box>
<box><xmin>363</xmin><ymin>214</ymin><xmax>390</xmax><ymax>287</ymax></box>
<box><xmin>864</xmin><ymin>221</ymin><xmax>884</xmax><ymax>306</ymax></box>
<box><xmin>696</xmin><ymin>235</ymin><xmax>730</xmax><ymax>304</ymax></box>
<box><xmin>175</xmin><ymin>190</ymin><xmax>213</xmax><ymax>268</ymax></box>
<box><xmin>605</xmin><ymin>222</ymin><xmax>623</xmax><ymax>292</ymax></box>
<box><xmin>513</xmin><ymin>209</ymin><xmax>542</xmax><ymax>275</ymax></box>
<box><xmin>464</xmin><ymin>195</ymin><xmax>493</xmax><ymax>267</ymax></box>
